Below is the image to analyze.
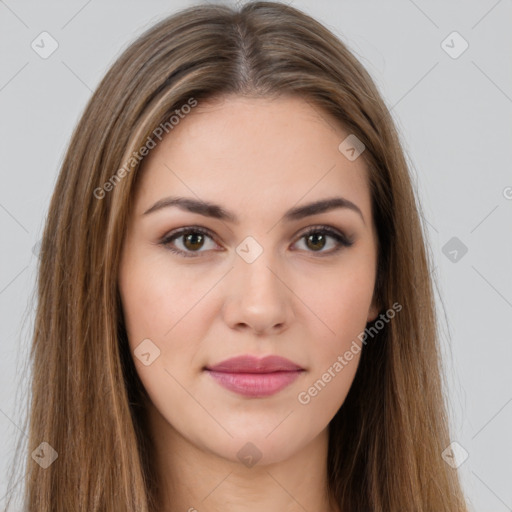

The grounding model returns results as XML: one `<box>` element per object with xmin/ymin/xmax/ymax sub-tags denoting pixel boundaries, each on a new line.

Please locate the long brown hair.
<box><xmin>5</xmin><ymin>2</ymin><xmax>469</xmax><ymax>510</ymax></box>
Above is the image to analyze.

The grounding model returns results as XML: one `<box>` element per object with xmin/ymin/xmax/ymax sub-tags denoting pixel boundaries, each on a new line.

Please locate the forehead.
<box><xmin>134</xmin><ymin>95</ymin><xmax>372</xmax><ymax>221</ymax></box>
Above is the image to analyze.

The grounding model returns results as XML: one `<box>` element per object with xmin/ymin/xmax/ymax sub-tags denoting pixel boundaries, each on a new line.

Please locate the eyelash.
<box><xmin>159</xmin><ymin>224</ymin><xmax>354</xmax><ymax>259</ymax></box>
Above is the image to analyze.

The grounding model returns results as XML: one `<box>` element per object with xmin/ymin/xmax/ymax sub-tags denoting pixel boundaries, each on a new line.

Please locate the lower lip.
<box><xmin>206</xmin><ymin>370</ymin><xmax>303</xmax><ymax>397</ymax></box>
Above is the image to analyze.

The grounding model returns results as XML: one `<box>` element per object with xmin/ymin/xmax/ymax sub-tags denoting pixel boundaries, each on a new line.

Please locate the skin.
<box><xmin>118</xmin><ymin>94</ymin><xmax>379</xmax><ymax>512</ymax></box>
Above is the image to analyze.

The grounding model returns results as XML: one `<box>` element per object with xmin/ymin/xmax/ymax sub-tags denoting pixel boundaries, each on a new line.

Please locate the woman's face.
<box><xmin>118</xmin><ymin>94</ymin><xmax>379</xmax><ymax>465</ymax></box>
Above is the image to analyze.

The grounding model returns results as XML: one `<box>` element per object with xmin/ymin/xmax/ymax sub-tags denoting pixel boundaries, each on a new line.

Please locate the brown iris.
<box><xmin>183</xmin><ymin>232</ymin><xmax>205</xmax><ymax>251</ymax></box>
<box><xmin>305</xmin><ymin>232</ymin><xmax>326</xmax><ymax>251</ymax></box>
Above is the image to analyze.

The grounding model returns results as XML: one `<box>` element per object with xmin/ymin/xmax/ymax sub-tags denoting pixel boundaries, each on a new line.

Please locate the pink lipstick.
<box><xmin>205</xmin><ymin>355</ymin><xmax>304</xmax><ymax>398</ymax></box>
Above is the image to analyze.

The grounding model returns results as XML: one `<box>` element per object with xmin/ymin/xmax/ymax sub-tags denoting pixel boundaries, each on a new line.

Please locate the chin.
<box><xmin>197</xmin><ymin>426</ymin><xmax>316</xmax><ymax>468</ymax></box>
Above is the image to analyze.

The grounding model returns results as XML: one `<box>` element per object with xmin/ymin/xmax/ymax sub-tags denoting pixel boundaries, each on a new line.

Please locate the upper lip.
<box><xmin>205</xmin><ymin>355</ymin><xmax>303</xmax><ymax>373</ymax></box>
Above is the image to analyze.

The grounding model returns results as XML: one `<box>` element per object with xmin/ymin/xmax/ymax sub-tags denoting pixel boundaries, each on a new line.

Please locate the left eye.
<box><xmin>160</xmin><ymin>225</ymin><xmax>353</xmax><ymax>258</ymax></box>
<box><xmin>293</xmin><ymin>227</ymin><xmax>353</xmax><ymax>254</ymax></box>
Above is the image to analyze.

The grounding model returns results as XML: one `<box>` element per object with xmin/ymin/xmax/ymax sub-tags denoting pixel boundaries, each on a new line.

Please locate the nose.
<box><xmin>221</xmin><ymin>249</ymin><xmax>294</xmax><ymax>336</ymax></box>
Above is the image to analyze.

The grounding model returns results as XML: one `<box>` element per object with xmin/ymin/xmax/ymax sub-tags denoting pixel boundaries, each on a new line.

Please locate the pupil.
<box><xmin>307</xmin><ymin>233</ymin><xmax>325</xmax><ymax>251</ymax></box>
<box><xmin>184</xmin><ymin>233</ymin><xmax>204</xmax><ymax>250</ymax></box>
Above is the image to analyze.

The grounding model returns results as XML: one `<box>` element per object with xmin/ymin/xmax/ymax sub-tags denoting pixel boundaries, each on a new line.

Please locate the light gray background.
<box><xmin>1</xmin><ymin>0</ymin><xmax>511</xmax><ymax>510</ymax></box>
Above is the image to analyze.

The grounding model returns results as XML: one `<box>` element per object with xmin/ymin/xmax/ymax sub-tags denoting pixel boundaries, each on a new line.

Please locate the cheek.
<box><xmin>292</xmin><ymin>252</ymin><xmax>375</xmax><ymax>401</ymax></box>
<box><xmin>322</xmin><ymin>275</ymin><xmax>373</xmax><ymax>330</ymax></box>
<box><xmin>118</xmin><ymin>257</ymin><xmax>210</xmax><ymax>414</ymax></box>
<box><xmin>294</xmin><ymin>273</ymin><xmax>370</xmax><ymax>419</ymax></box>
<box><xmin>118</xmin><ymin>250</ymin><xmax>221</xmax><ymax>386</ymax></box>
<box><xmin>119</xmin><ymin>249</ymin><xmax>203</xmax><ymax>341</ymax></box>
<box><xmin>298</xmin><ymin>256</ymin><xmax>376</xmax><ymax>343</ymax></box>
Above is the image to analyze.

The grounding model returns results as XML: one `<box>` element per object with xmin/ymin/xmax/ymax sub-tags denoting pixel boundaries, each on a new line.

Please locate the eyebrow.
<box><xmin>143</xmin><ymin>195</ymin><xmax>365</xmax><ymax>224</ymax></box>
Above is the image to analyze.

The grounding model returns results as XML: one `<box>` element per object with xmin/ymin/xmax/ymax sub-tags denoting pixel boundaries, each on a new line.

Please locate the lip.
<box><xmin>204</xmin><ymin>355</ymin><xmax>304</xmax><ymax>398</ymax></box>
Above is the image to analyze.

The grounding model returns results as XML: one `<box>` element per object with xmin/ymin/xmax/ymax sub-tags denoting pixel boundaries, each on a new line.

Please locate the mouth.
<box><xmin>204</xmin><ymin>354</ymin><xmax>305</xmax><ymax>398</ymax></box>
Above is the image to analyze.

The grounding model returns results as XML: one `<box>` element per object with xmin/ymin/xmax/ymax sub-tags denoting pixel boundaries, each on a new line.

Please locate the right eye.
<box><xmin>159</xmin><ymin>226</ymin><xmax>221</xmax><ymax>258</ymax></box>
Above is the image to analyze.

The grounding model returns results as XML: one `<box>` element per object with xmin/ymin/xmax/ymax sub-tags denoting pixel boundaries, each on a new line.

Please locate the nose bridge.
<box><xmin>222</xmin><ymin>235</ymin><xmax>292</xmax><ymax>333</ymax></box>
<box><xmin>235</xmin><ymin>236</ymin><xmax>283</xmax><ymax>301</ymax></box>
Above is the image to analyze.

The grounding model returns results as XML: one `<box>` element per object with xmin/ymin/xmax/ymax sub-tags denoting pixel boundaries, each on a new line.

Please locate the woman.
<box><xmin>8</xmin><ymin>2</ymin><xmax>469</xmax><ymax>510</ymax></box>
